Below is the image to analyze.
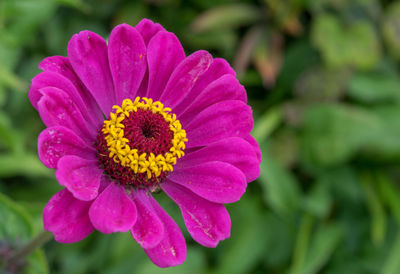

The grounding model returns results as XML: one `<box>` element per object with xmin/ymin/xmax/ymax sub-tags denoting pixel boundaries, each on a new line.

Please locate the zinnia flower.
<box><xmin>29</xmin><ymin>19</ymin><xmax>261</xmax><ymax>267</ymax></box>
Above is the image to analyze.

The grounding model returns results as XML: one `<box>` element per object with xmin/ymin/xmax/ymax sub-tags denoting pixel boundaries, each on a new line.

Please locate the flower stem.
<box><xmin>6</xmin><ymin>230</ymin><xmax>53</xmax><ymax>266</ymax></box>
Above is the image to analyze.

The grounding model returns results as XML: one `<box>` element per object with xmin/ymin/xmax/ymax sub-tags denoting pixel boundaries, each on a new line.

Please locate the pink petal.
<box><xmin>144</xmin><ymin>194</ymin><xmax>186</xmax><ymax>268</ymax></box>
<box><xmin>173</xmin><ymin>58</ymin><xmax>236</xmax><ymax>116</ymax></box>
<box><xmin>39</xmin><ymin>56</ymin><xmax>75</xmax><ymax>80</ymax></box>
<box><xmin>37</xmin><ymin>87</ymin><xmax>97</xmax><ymax>141</ymax></box>
<box><xmin>38</xmin><ymin>56</ymin><xmax>103</xmax><ymax>126</ymax></box>
<box><xmin>29</xmin><ymin>71</ymin><xmax>78</xmax><ymax>110</ymax></box>
<box><xmin>162</xmin><ymin>182</ymin><xmax>231</xmax><ymax>248</ymax></box>
<box><xmin>177</xmin><ymin>137</ymin><xmax>260</xmax><ymax>183</ymax></box>
<box><xmin>108</xmin><ymin>24</ymin><xmax>147</xmax><ymax>105</ymax></box>
<box><xmin>135</xmin><ymin>71</ymin><xmax>149</xmax><ymax>98</ymax></box>
<box><xmin>56</xmin><ymin>156</ymin><xmax>102</xmax><ymax>201</ymax></box>
<box><xmin>168</xmin><ymin>161</ymin><xmax>247</xmax><ymax>204</ymax></box>
<box><xmin>29</xmin><ymin>71</ymin><xmax>101</xmax><ymax>129</ymax></box>
<box><xmin>135</xmin><ymin>19</ymin><xmax>166</xmax><ymax>98</ymax></box>
<box><xmin>193</xmin><ymin>57</ymin><xmax>236</xmax><ymax>87</ymax></box>
<box><xmin>179</xmin><ymin>74</ymin><xmax>247</xmax><ymax>124</ymax></box>
<box><xmin>146</xmin><ymin>31</ymin><xmax>185</xmax><ymax>100</ymax></box>
<box><xmin>68</xmin><ymin>30</ymin><xmax>116</xmax><ymax>114</ymax></box>
<box><xmin>186</xmin><ymin>100</ymin><xmax>253</xmax><ymax>148</ymax></box>
<box><xmin>135</xmin><ymin>18</ymin><xmax>165</xmax><ymax>46</ymax></box>
<box><xmin>89</xmin><ymin>182</ymin><xmax>137</xmax><ymax>234</ymax></box>
<box><xmin>38</xmin><ymin>126</ymin><xmax>96</xmax><ymax>169</ymax></box>
<box><xmin>130</xmin><ymin>189</ymin><xmax>164</xmax><ymax>249</ymax></box>
<box><xmin>43</xmin><ymin>189</ymin><xmax>94</xmax><ymax>243</ymax></box>
<box><xmin>244</xmin><ymin>134</ymin><xmax>262</xmax><ymax>163</ymax></box>
<box><xmin>98</xmin><ymin>175</ymin><xmax>112</xmax><ymax>193</ymax></box>
<box><xmin>160</xmin><ymin>50</ymin><xmax>212</xmax><ymax>108</ymax></box>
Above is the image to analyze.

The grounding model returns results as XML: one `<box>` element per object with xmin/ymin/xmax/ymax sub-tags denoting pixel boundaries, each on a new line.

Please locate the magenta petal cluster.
<box><xmin>30</xmin><ymin>19</ymin><xmax>261</xmax><ymax>267</ymax></box>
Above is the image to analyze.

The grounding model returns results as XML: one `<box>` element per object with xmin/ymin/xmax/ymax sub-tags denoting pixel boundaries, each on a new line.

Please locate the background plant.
<box><xmin>1</xmin><ymin>0</ymin><xmax>400</xmax><ymax>273</ymax></box>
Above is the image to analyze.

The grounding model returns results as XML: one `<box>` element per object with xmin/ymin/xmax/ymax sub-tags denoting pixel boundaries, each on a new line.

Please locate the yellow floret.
<box><xmin>101</xmin><ymin>97</ymin><xmax>187</xmax><ymax>179</ymax></box>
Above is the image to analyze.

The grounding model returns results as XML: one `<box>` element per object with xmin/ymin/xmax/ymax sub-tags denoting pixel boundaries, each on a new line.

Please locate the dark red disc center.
<box><xmin>96</xmin><ymin>108</ymin><xmax>174</xmax><ymax>187</ymax></box>
<box><xmin>122</xmin><ymin>108</ymin><xmax>173</xmax><ymax>155</ymax></box>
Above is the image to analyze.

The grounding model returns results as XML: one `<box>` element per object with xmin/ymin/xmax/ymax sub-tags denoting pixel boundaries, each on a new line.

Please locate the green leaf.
<box><xmin>0</xmin><ymin>39</ymin><xmax>20</xmax><ymax>70</ymax></box>
<box><xmin>301</xmin><ymin>224</ymin><xmax>343</xmax><ymax>274</ymax></box>
<box><xmin>252</xmin><ymin>106</ymin><xmax>283</xmax><ymax>143</ymax></box>
<box><xmin>191</xmin><ymin>4</ymin><xmax>262</xmax><ymax>33</ymax></box>
<box><xmin>361</xmin><ymin>172</ymin><xmax>387</xmax><ymax>246</ymax></box>
<box><xmin>269</xmin><ymin>128</ymin><xmax>299</xmax><ymax>167</ymax></box>
<box><xmin>294</xmin><ymin>66</ymin><xmax>349</xmax><ymax>102</ymax></box>
<box><xmin>136</xmin><ymin>247</ymin><xmax>206</xmax><ymax>274</ymax></box>
<box><xmin>0</xmin><ymin>64</ymin><xmax>27</xmax><ymax>92</ymax></box>
<box><xmin>0</xmin><ymin>154</ymin><xmax>51</xmax><ymax>178</ymax></box>
<box><xmin>290</xmin><ymin>214</ymin><xmax>314</xmax><ymax>274</ymax></box>
<box><xmin>382</xmin><ymin>232</ymin><xmax>400</xmax><ymax>274</ymax></box>
<box><xmin>259</xmin><ymin>143</ymin><xmax>302</xmax><ymax>218</ymax></box>
<box><xmin>383</xmin><ymin>1</ymin><xmax>400</xmax><ymax>61</ymax></box>
<box><xmin>27</xmin><ymin>250</ymin><xmax>50</xmax><ymax>274</ymax></box>
<box><xmin>112</xmin><ymin>2</ymin><xmax>148</xmax><ymax>27</ymax></box>
<box><xmin>55</xmin><ymin>0</ymin><xmax>90</xmax><ymax>11</ymax></box>
<box><xmin>0</xmin><ymin>111</ymin><xmax>23</xmax><ymax>153</ymax></box>
<box><xmin>1</xmin><ymin>0</ymin><xmax>57</xmax><ymax>45</ymax></box>
<box><xmin>0</xmin><ymin>193</ymin><xmax>49</xmax><ymax>274</ymax></box>
<box><xmin>213</xmin><ymin>196</ymin><xmax>270</xmax><ymax>274</ymax></box>
<box><xmin>377</xmin><ymin>173</ymin><xmax>400</xmax><ymax>226</ymax></box>
<box><xmin>302</xmin><ymin>181</ymin><xmax>332</xmax><ymax>219</ymax></box>
<box><xmin>319</xmin><ymin>167</ymin><xmax>363</xmax><ymax>203</ymax></box>
<box><xmin>271</xmin><ymin>39</ymin><xmax>318</xmax><ymax>105</ymax></box>
<box><xmin>184</xmin><ymin>29</ymin><xmax>238</xmax><ymax>59</ymax></box>
<box><xmin>365</xmin><ymin>105</ymin><xmax>400</xmax><ymax>161</ymax></box>
<box><xmin>311</xmin><ymin>14</ymin><xmax>381</xmax><ymax>69</ymax></box>
<box><xmin>262</xmin><ymin>213</ymin><xmax>296</xmax><ymax>268</ymax></box>
<box><xmin>348</xmin><ymin>73</ymin><xmax>400</xmax><ymax>103</ymax></box>
<box><xmin>301</xmin><ymin>104</ymin><xmax>381</xmax><ymax>167</ymax></box>
<box><xmin>0</xmin><ymin>192</ymin><xmax>33</xmax><ymax>241</ymax></box>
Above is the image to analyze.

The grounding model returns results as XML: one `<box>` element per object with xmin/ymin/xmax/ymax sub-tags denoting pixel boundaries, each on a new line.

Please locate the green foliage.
<box><xmin>311</xmin><ymin>14</ymin><xmax>381</xmax><ymax>69</ymax></box>
<box><xmin>0</xmin><ymin>193</ymin><xmax>49</xmax><ymax>273</ymax></box>
<box><xmin>383</xmin><ymin>1</ymin><xmax>400</xmax><ymax>61</ymax></box>
<box><xmin>348</xmin><ymin>72</ymin><xmax>400</xmax><ymax>103</ymax></box>
<box><xmin>1</xmin><ymin>0</ymin><xmax>400</xmax><ymax>273</ymax></box>
<box><xmin>259</xmin><ymin>144</ymin><xmax>301</xmax><ymax>218</ymax></box>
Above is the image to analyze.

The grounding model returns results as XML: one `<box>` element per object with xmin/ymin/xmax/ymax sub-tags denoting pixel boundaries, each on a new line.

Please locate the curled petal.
<box><xmin>160</xmin><ymin>50</ymin><xmax>212</xmax><ymax>107</ymax></box>
<box><xmin>38</xmin><ymin>56</ymin><xmax>103</xmax><ymax>127</ymax></box>
<box><xmin>43</xmin><ymin>189</ymin><xmax>94</xmax><ymax>243</ymax></box>
<box><xmin>186</xmin><ymin>100</ymin><xmax>253</xmax><ymax>147</ymax></box>
<box><xmin>38</xmin><ymin>126</ymin><xmax>96</xmax><ymax>169</ymax></box>
<box><xmin>134</xmin><ymin>18</ymin><xmax>165</xmax><ymax>97</ymax></box>
<box><xmin>135</xmin><ymin>18</ymin><xmax>165</xmax><ymax>46</ymax></box>
<box><xmin>179</xmin><ymin>74</ymin><xmax>247</xmax><ymax>124</ymax></box>
<box><xmin>37</xmin><ymin>87</ymin><xmax>97</xmax><ymax>141</ymax></box>
<box><xmin>163</xmin><ymin>182</ymin><xmax>231</xmax><ymax>247</ymax></box>
<box><xmin>244</xmin><ymin>134</ymin><xmax>262</xmax><ymax>163</ymax></box>
<box><xmin>177</xmin><ymin>137</ymin><xmax>260</xmax><ymax>183</ymax></box>
<box><xmin>68</xmin><ymin>30</ymin><xmax>116</xmax><ymax>114</ymax></box>
<box><xmin>89</xmin><ymin>182</ymin><xmax>137</xmax><ymax>234</ymax></box>
<box><xmin>130</xmin><ymin>189</ymin><xmax>164</xmax><ymax>249</ymax></box>
<box><xmin>168</xmin><ymin>161</ymin><xmax>247</xmax><ymax>204</ymax></box>
<box><xmin>29</xmin><ymin>71</ymin><xmax>101</xmax><ymax>129</ymax></box>
<box><xmin>56</xmin><ymin>156</ymin><xmax>102</xmax><ymax>201</ymax></box>
<box><xmin>108</xmin><ymin>24</ymin><xmax>147</xmax><ymax>105</ymax></box>
<box><xmin>173</xmin><ymin>58</ymin><xmax>236</xmax><ymax>116</ymax></box>
<box><xmin>144</xmin><ymin>194</ymin><xmax>187</xmax><ymax>268</ymax></box>
<box><xmin>146</xmin><ymin>31</ymin><xmax>185</xmax><ymax>100</ymax></box>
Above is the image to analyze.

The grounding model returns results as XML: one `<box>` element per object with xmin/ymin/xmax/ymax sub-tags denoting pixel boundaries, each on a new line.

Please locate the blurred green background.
<box><xmin>1</xmin><ymin>0</ymin><xmax>400</xmax><ymax>273</ymax></box>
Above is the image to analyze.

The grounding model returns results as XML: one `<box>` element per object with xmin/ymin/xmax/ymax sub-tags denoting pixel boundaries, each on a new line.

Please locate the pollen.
<box><xmin>97</xmin><ymin>97</ymin><xmax>187</xmax><ymax>187</ymax></box>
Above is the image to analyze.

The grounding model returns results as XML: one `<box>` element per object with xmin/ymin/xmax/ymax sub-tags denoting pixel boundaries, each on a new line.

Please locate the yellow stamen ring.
<box><xmin>101</xmin><ymin>97</ymin><xmax>187</xmax><ymax>180</ymax></box>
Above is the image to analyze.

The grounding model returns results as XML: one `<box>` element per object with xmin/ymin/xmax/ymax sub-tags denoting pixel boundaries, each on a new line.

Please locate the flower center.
<box><xmin>96</xmin><ymin>97</ymin><xmax>187</xmax><ymax>188</ymax></box>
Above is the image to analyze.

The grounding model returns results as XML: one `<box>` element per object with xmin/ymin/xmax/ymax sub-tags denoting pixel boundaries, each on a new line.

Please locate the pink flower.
<box><xmin>29</xmin><ymin>19</ymin><xmax>261</xmax><ymax>267</ymax></box>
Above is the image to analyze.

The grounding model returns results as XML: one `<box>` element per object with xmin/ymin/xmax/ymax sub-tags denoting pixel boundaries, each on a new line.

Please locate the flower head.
<box><xmin>30</xmin><ymin>19</ymin><xmax>261</xmax><ymax>267</ymax></box>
